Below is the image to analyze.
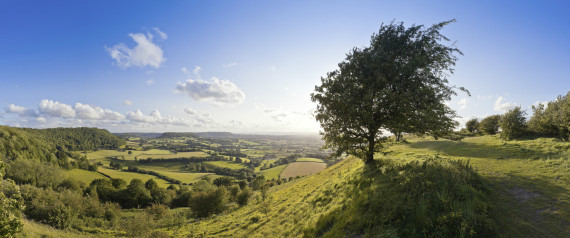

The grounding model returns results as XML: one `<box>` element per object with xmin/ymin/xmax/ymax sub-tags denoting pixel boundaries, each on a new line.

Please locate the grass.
<box><xmin>136</xmin><ymin>151</ymin><xmax>209</xmax><ymax>160</ymax></box>
<box><xmin>135</xmin><ymin>162</ymin><xmax>213</xmax><ymax>184</ymax></box>
<box><xmin>296</xmin><ymin>157</ymin><xmax>324</xmax><ymax>162</ymax></box>
<box><xmin>66</xmin><ymin>169</ymin><xmax>107</xmax><ymax>185</ymax></box>
<box><xmin>280</xmin><ymin>162</ymin><xmax>326</xmax><ymax>179</ymax></box>
<box><xmin>201</xmin><ymin>160</ymin><xmax>248</xmax><ymax>170</ymax></box>
<box><xmin>21</xmin><ymin>219</ymin><xmax>98</xmax><ymax>238</ymax></box>
<box><xmin>86</xmin><ymin>149</ymin><xmax>171</xmax><ymax>163</ymax></box>
<box><xmin>174</xmin><ymin>135</ymin><xmax>569</xmax><ymax>237</ymax></box>
<box><xmin>387</xmin><ymin>135</ymin><xmax>570</xmax><ymax>237</ymax></box>
<box><xmin>97</xmin><ymin>167</ymin><xmax>171</xmax><ymax>187</ymax></box>
<box><xmin>256</xmin><ymin>164</ymin><xmax>287</xmax><ymax>180</ymax></box>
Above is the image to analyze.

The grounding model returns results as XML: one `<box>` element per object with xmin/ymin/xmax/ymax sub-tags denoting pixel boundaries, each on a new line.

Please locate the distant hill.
<box><xmin>23</xmin><ymin>127</ymin><xmax>125</xmax><ymax>151</ymax></box>
<box><xmin>158</xmin><ymin>132</ymin><xmax>197</xmax><ymax>138</ymax></box>
<box><xmin>114</xmin><ymin>132</ymin><xmax>163</xmax><ymax>138</ymax></box>
<box><xmin>193</xmin><ymin>132</ymin><xmax>235</xmax><ymax>138</ymax></box>
<box><xmin>0</xmin><ymin>126</ymin><xmax>57</xmax><ymax>162</ymax></box>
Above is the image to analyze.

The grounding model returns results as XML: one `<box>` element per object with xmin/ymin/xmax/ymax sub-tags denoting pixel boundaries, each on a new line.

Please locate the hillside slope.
<box><xmin>178</xmin><ymin>154</ymin><xmax>494</xmax><ymax>237</ymax></box>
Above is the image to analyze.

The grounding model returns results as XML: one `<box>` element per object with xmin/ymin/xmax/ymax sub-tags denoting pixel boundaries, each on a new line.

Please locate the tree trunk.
<box><xmin>365</xmin><ymin>135</ymin><xmax>375</xmax><ymax>164</ymax></box>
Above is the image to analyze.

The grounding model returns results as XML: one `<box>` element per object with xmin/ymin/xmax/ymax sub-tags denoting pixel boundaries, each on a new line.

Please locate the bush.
<box><xmin>0</xmin><ymin>164</ymin><xmax>24</xmax><ymax>237</ymax></box>
<box><xmin>146</xmin><ymin>203</ymin><xmax>170</xmax><ymax>220</ymax></box>
<box><xmin>189</xmin><ymin>187</ymin><xmax>227</xmax><ymax>218</ymax></box>
<box><xmin>465</xmin><ymin>118</ymin><xmax>479</xmax><ymax>133</ymax></box>
<box><xmin>478</xmin><ymin>115</ymin><xmax>501</xmax><ymax>134</ymax></box>
<box><xmin>499</xmin><ymin>106</ymin><xmax>527</xmax><ymax>140</ymax></box>
<box><xmin>236</xmin><ymin>188</ymin><xmax>252</xmax><ymax>206</ymax></box>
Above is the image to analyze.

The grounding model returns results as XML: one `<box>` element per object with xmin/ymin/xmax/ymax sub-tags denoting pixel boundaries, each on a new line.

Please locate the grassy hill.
<box><xmin>174</xmin><ymin>135</ymin><xmax>569</xmax><ymax>237</ymax></box>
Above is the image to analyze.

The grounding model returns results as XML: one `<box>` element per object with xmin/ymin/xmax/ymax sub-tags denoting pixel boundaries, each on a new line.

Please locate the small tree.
<box><xmin>478</xmin><ymin>115</ymin><xmax>501</xmax><ymax>135</ymax></box>
<box><xmin>499</xmin><ymin>107</ymin><xmax>527</xmax><ymax>140</ymax></box>
<box><xmin>0</xmin><ymin>163</ymin><xmax>24</xmax><ymax>237</ymax></box>
<box><xmin>465</xmin><ymin>118</ymin><xmax>479</xmax><ymax>133</ymax></box>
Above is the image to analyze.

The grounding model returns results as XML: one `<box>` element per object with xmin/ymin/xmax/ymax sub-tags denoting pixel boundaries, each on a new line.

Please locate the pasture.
<box><xmin>256</xmin><ymin>164</ymin><xmax>287</xmax><ymax>180</ymax></box>
<box><xmin>280</xmin><ymin>161</ymin><xmax>326</xmax><ymax>179</ymax></box>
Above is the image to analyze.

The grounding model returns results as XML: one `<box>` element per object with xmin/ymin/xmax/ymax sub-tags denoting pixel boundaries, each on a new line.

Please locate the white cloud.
<box><xmin>193</xmin><ymin>66</ymin><xmax>201</xmax><ymax>76</ymax></box>
<box><xmin>229</xmin><ymin>120</ymin><xmax>242</xmax><ymax>126</ymax></box>
<box><xmin>127</xmin><ymin>109</ymin><xmax>161</xmax><ymax>123</ymax></box>
<box><xmin>175</xmin><ymin>77</ymin><xmax>246</xmax><ymax>105</ymax></box>
<box><xmin>270</xmin><ymin>66</ymin><xmax>276</xmax><ymax>71</ymax></box>
<box><xmin>153</xmin><ymin>27</ymin><xmax>167</xmax><ymax>40</ymax></box>
<box><xmin>39</xmin><ymin>100</ymin><xmax>76</xmax><ymax>118</ymax></box>
<box><xmin>256</xmin><ymin>104</ymin><xmax>288</xmax><ymax>122</ymax></box>
<box><xmin>147</xmin><ymin>78</ymin><xmax>155</xmax><ymax>85</ymax></box>
<box><xmin>74</xmin><ymin>103</ymin><xmax>124</xmax><ymax>120</ymax></box>
<box><xmin>123</xmin><ymin>100</ymin><xmax>133</xmax><ymax>106</ymax></box>
<box><xmin>5</xmin><ymin>104</ymin><xmax>37</xmax><ymax>117</ymax></box>
<box><xmin>35</xmin><ymin>117</ymin><xmax>47</xmax><ymax>123</ymax></box>
<box><xmin>493</xmin><ymin>96</ymin><xmax>517</xmax><ymax>112</ymax></box>
<box><xmin>223</xmin><ymin>62</ymin><xmax>238</xmax><ymax>68</ymax></box>
<box><xmin>457</xmin><ymin>98</ymin><xmax>469</xmax><ymax>109</ymax></box>
<box><xmin>127</xmin><ymin>109</ymin><xmax>197</xmax><ymax>127</ymax></box>
<box><xmin>106</xmin><ymin>31</ymin><xmax>165</xmax><ymax>69</ymax></box>
<box><xmin>184</xmin><ymin>107</ymin><xmax>215</xmax><ymax>125</ymax></box>
<box><xmin>184</xmin><ymin>107</ymin><xmax>197</xmax><ymax>115</ymax></box>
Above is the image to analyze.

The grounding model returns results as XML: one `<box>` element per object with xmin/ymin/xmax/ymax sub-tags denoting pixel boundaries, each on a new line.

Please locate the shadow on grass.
<box><xmin>408</xmin><ymin>140</ymin><xmax>555</xmax><ymax>159</ymax></box>
<box><xmin>486</xmin><ymin>173</ymin><xmax>570</xmax><ymax>238</ymax></box>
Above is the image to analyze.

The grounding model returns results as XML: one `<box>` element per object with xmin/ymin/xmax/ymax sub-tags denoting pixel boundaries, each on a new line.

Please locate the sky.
<box><xmin>0</xmin><ymin>0</ymin><xmax>569</xmax><ymax>134</ymax></box>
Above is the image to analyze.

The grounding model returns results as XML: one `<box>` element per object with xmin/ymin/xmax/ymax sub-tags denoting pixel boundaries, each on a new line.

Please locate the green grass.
<box><xmin>387</xmin><ymin>135</ymin><xmax>570</xmax><ymax>237</ymax></box>
<box><xmin>256</xmin><ymin>164</ymin><xmax>287</xmax><ymax>180</ymax></box>
<box><xmin>296</xmin><ymin>157</ymin><xmax>324</xmax><ymax>162</ymax></box>
<box><xmin>22</xmin><ymin>219</ymin><xmax>99</xmax><ymax>238</ymax></box>
<box><xmin>173</xmin><ymin>135</ymin><xmax>569</xmax><ymax>237</ymax></box>
<box><xmin>201</xmin><ymin>160</ymin><xmax>248</xmax><ymax>170</ymax></box>
<box><xmin>97</xmin><ymin>167</ymin><xmax>171</xmax><ymax>187</ymax></box>
<box><xmin>136</xmin><ymin>151</ymin><xmax>209</xmax><ymax>160</ymax></box>
<box><xmin>66</xmin><ymin>169</ymin><xmax>108</xmax><ymax>185</ymax></box>
<box><xmin>135</xmin><ymin>162</ymin><xmax>213</xmax><ymax>184</ymax></box>
<box><xmin>280</xmin><ymin>162</ymin><xmax>326</xmax><ymax>179</ymax></box>
<box><xmin>86</xmin><ymin>149</ymin><xmax>172</xmax><ymax>163</ymax></box>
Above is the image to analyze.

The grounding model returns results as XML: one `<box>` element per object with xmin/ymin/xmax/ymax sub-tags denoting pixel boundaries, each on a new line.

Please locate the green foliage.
<box><xmin>23</xmin><ymin>127</ymin><xmax>125</xmax><ymax>151</ymax></box>
<box><xmin>0</xmin><ymin>163</ymin><xmax>24</xmax><ymax>238</ymax></box>
<box><xmin>305</xmin><ymin>157</ymin><xmax>495</xmax><ymax>238</ymax></box>
<box><xmin>189</xmin><ymin>186</ymin><xmax>228</xmax><ymax>218</ymax></box>
<box><xmin>465</xmin><ymin>118</ymin><xmax>480</xmax><ymax>133</ymax></box>
<box><xmin>528</xmin><ymin>91</ymin><xmax>570</xmax><ymax>140</ymax></box>
<box><xmin>236</xmin><ymin>188</ymin><xmax>252</xmax><ymax>206</ymax></box>
<box><xmin>311</xmin><ymin>20</ymin><xmax>464</xmax><ymax>163</ymax></box>
<box><xmin>478</xmin><ymin>115</ymin><xmax>501</xmax><ymax>135</ymax></box>
<box><xmin>499</xmin><ymin>106</ymin><xmax>527</xmax><ymax>140</ymax></box>
<box><xmin>6</xmin><ymin>159</ymin><xmax>66</xmax><ymax>188</ymax></box>
<box><xmin>213</xmin><ymin>176</ymin><xmax>233</xmax><ymax>187</ymax></box>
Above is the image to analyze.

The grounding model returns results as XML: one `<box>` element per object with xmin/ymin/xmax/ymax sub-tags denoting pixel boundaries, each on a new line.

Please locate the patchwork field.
<box><xmin>97</xmin><ymin>167</ymin><xmax>171</xmax><ymax>187</ymax></box>
<box><xmin>296</xmin><ymin>157</ymin><xmax>324</xmax><ymax>162</ymax></box>
<box><xmin>66</xmin><ymin>169</ymin><xmax>108</xmax><ymax>185</ymax></box>
<box><xmin>136</xmin><ymin>151</ymin><xmax>209</xmax><ymax>160</ymax></box>
<box><xmin>280</xmin><ymin>161</ymin><xmax>326</xmax><ymax>179</ymax></box>
<box><xmin>201</xmin><ymin>160</ymin><xmax>248</xmax><ymax>170</ymax></box>
<box><xmin>256</xmin><ymin>164</ymin><xmax>287</xmax><ymax>180</ymax></box>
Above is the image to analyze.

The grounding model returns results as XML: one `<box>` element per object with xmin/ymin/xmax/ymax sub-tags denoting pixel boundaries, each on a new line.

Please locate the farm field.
<box><xmin>296</xmin><ymin>157</ymin><xmax>324</xmax><ymax>162</ymax></box>
<box><xmin>201</xmin><ymin>160</ymin><xmax>248</xmax><ymax>170</ymax></box>
<box><xmin>280</xmin><ymin>161</ymin><xmax>327</xmax><ymax>179</ymax></box>
<box><xmin>66</xmin><ymin>169</ymin><xmax>107</xmax><ymax>185</ymax></box>
<box><xmin>97</xmin><ymin>167</ymin><xmax>171</xmax><ymax>187</ymax></box>
<box><xmin>136</xmin><ymin>151</ymin><xmax>209</xmax><ymax>160</ymax></box>
<box><xmin>256</xmin><ymin>164</ymin><xmax>287</xmax><ymax>180</ymax></box>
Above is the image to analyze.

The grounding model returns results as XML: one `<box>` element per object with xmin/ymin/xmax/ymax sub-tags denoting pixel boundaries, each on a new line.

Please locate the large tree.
<box><xmin>311</xmin><ymin>20</ymin><xmax>466</xmax><ymax>164</ymax></box>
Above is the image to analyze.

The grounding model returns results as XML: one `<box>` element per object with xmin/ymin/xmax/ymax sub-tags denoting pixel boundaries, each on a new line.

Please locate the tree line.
<box><xmin>464</xmin><ymin>91</ymin><xmax>570</xmax><ymax>140</ymax></box>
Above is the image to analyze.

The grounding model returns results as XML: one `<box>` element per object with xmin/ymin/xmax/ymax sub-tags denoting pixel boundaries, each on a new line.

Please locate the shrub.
<box><xmin>465</xmin><ymin>118</ymin><xmax>479</xmax><ymax>133</ymax></box>
<box><xmin>478</xmin><ymin>115</ymin><xmax>501</xmax><ymax>134</ymax></box>
<box><xmin>499</xmin><ymin>106</ymin><xmax>527</xmax><ymax>140</ymax></box>
<box><xmin>146</xmin><ymin>203</ymin><xmax>170</xmax><ymax>220</ymax></box>
<box><xmin>236</xmin><ymin>188</ymin><xmax>252</xmax><ymax>206</ymax></box>
<box><xmin>189</xmin><ymin>187</ymin><xmax>227</xmax><ymax>218</ymax></box>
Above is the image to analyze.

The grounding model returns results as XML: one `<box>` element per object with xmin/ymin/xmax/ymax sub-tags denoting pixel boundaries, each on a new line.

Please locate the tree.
<box><xmin>528</xmin><ymin>91</ymin><xmax>570</xmax><ymax>140</ymax></box>
<box><xmin>499</xmin><ymin>107</ymin><xmax>527</xmax><ymax>140</ymax></box>
<box><xmin>478</xmin><ymin>115</ymin><xmax>501</xmax><ymax>135</ymax></box>
<box><xmin>465</xmin><ymin>118</ymin><xmax>479</xmax><ymax>133</ymax></box>
<box><xmin>311</xmin><ymin>20</ymin><xmax>465</xmax><ymax>163</ymax></box>
<box><xmin>0</xmin><ymin>163</ymin><xmax>24</xmax><ymax>237</ymax></box>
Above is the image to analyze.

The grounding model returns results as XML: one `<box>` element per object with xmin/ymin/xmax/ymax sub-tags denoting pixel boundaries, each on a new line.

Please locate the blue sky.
<box><xmin>0</xmin><ymin>0</ymin><xmax>568</xmax><ymax>133</ymax></box>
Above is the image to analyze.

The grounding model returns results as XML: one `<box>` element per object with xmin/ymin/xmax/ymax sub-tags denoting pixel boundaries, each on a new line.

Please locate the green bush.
<box><xmin>236</xmin><ymin>188</ymin><xmax>252</xmax><ymax>206</ymax></box>
<box><xmin>478</xmin><ymin>115</ymin><xmax>501</xmax><ymax>135</ymax></box>
<box><xmin>465</xmin><ymin>118</ymin><xmax>480</xmax><ymax>133</ymax></box>
<box><xmin>189</xmin><ymin>187</ymin><xmax>227</xmax><ymax>218</ymax></box>
<box><xmin>499</xmin><ymin>106</ymin><xmax>527</xmax><ymax>140</ymax></box>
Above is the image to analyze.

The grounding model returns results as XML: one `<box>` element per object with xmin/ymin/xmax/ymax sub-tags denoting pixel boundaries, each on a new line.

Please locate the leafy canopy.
<box><xmin>311</xmin><ymin>20</ymin><xmax>466</xmax><ymax>163</ymax></box>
